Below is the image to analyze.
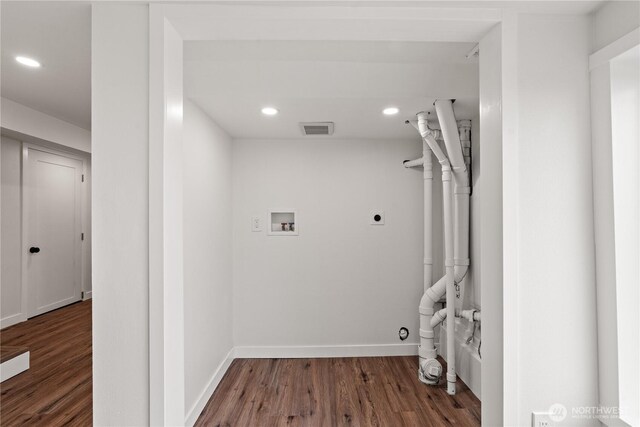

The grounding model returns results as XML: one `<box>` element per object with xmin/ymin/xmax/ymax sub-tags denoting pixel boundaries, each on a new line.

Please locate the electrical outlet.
<box><xmin>532</xmin><ymin>412</ymin><xmax>552</xmax><ymax>427</ymax></box>
<box><xmin>251</xmin><ymin>216</ymin><xmax>262</xmax><ymax>232</ymax></box>
<box><xmin>370</xmin><ymin>210</ymin><xmax>385</xmax><ymax>225</ymax></box>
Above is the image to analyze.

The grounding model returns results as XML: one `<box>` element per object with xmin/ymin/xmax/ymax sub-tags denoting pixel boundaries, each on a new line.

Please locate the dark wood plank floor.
<box><xmin>196</xmin><ymin>356</ymin><xmax>481</xmax><ymax>427</ymax></box>
<box><xmin>0</xmin><ymin>346</ymin><xmax>29</xmax><ymax>364</ymax></box>
<box><xmin>1</xmin><ymin>300</ymin><xmax>480</xmax><ymax>427</ymax></box>
<box><xmin>0</xmin><ymin>300</ymin><xmax>92</xmax><ymax>426</ymax></box>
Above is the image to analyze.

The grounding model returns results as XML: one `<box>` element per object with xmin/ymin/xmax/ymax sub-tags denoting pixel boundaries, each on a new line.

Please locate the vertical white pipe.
<box><xmin>436</xmin><ymin>100</ymin><xmax>471</xmax><ymax>286</ymax></box>
<box><xmin>435</xmin><ymin>100</ymin><xmax>470</xmax><ymax>396</ymax></box>
<box><xmin>416</xmin><ymin>112</ymin><xmax>448</xmax><ymax>385</ymax></box>
<box><xmin>442</xmin><ymin>164</ymin><xmax>457</xmax><ymax>395</ymax></box>
<box><xmin>423</xmin><ymin>140</ymin><xmax>433</xmax><ymax>292</ymax></box>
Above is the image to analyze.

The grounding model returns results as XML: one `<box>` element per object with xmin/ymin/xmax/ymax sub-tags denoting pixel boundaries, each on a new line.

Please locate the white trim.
<box><xmin>601</xmin><ymin>417</ymin><xmax>632</xmax><ymax>427</ymax></box>
<box><xmin>151</xmin><ymin>5</ymin><xmax>505</xmax><ymax>423</ymax></box>
<box><xmin>233</xmin><ymin>343</ymin><xmax>418</xmax><ymax>359</ymax></box>
<box><xmin>21</xmin><ymin>142</ymin><xmax>87</xmax><ymax>163</ymax></box>
<box><xmin>501</xmin><ymin>9</ymin><xmax>520</xmax><ymax>427</ymax></box>
<box><xmin>20</xmin><ymin>145</ymin><xmax>29</xmax><ymax>326</ymax></box>
<box><xmin>149</xmin><ymin>6</ymin><xmax>186</xmax><ymax>424</ymax></box>
<box><xmin>184</xmin><ymin>348</ymin><xmax>235</xmax><ymax>427</ymax></box>
<box><xmin>0</xmin><ymin>313</ymin><xmax>26</xmax><ymax>329</ymax></box>
<box><xmin>590</xmin><ymin>28</ymin><xmax>640</xmax><ymax>71</ymax></box>
<box><xmin>0</xmin><ymin>351</ymin><xmax>30</xmax><ymax>382</ymax></box>
<box><xmin>82</xmin><ymin>291</ymin><xmax>92</xmax><ymax>301</ymax></box>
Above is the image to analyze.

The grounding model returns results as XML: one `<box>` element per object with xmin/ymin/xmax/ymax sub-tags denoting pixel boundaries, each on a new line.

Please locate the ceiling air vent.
<box><xmin>299</xmin><ymin>122</ymin><xmax>334</xmax><ymax>136</ymax></box>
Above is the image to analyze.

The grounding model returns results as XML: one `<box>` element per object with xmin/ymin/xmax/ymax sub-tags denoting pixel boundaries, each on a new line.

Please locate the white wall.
<box><xmin>1</xmin><ymin>136</ymin><xmax>23</xmax><ymax>327</ymax></box>
<box><xmin>511</xmin><ymin>14</ymin><xmax>599</xmax><ymax>426</ymax></box>
<box><xmin>1</xmin><ymin>97</ymin><xmax>91</xmax><ymax>153</ymax></box>
<box><xmin>609</xmin><ymin>46</ymin><xmax>639</xmax><ymax>427</ymax></box>
<box><xmin>590</xmin><ymin>57</ymin><xmax>621</xmax><ymax>427</ymax></box>
<box><xmin>183</xmin><ymin>99</ymin><xmax>234</xmax><ymax>422</ymax></box>
<box><xmin>591</xmin><ymin>1</ymin><xmax>640</xmax><ymax>53</ymax></box>
<box><xmin>232</xmin><ymin>138</ymin><xmax>429</xmax><ymax>353</ymax></box>
<box><xmin>92</xmin><ymin>4</ymin><xmax>150</xmax><ymax>425</ymax></box>
<box><xmin>478</xmin><ymin>22</ymin><xmax>504</xmax><ymax>427</ymax></box>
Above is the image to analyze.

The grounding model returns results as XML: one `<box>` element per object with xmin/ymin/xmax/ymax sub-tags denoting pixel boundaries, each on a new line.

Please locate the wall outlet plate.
<box><xmin>370</xmin><ymin>210</ymin><xmax>385</xmax><ymax>225</ymax></box>
<box><xmin>251</xmin><ymin>216</ymin><xmax>262</xmax><ymax>232</ymax></box>
<box><xmin>531</xmin><ymin>412</ymin><xmax>553</xmax><ymax>427</ymax></box>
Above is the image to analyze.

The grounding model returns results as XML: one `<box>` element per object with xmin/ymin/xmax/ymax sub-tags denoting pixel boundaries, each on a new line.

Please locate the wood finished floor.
<box><xmin>1</xmin><ymin>301</ymin><xmax>480</xmax><ymax>427</ymax></box>
<box><xmin>196</xmin><ymin>357</ymin><xmax>480</xmax><ymax>427</ymax></box>
<box><xmin>0</xmin><ymin>346</ymin><xmax>29</xmax><ymax>364</ymax></box>
<box><xmin>0</xmin><ymin>300</ymin><xmax>92</xmax><ymax>426</ymax></box>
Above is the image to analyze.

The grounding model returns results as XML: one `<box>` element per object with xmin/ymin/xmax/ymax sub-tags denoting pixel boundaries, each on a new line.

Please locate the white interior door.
<box><xmin>24</xmin><ymin>147</ymin><xmax>83</xmax><ymax>317</ymax></box>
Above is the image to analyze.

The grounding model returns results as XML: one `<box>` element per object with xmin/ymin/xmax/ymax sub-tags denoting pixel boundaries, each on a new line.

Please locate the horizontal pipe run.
<box><xmin>461</xmin><ymin>309</ymin><xmax>481</xmax><ymax>322</ymax></box>
<box><xmin>403</xmin><ymin>158</ymin><xmax>424</xmax><ymax>168</ymax></box>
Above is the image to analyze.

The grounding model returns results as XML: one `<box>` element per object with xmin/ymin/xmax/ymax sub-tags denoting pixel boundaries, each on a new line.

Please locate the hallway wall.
<box><xmin>1</xmin><ymin>136</ymin><xmax>23</xmax><ymax>327</ymax></box>
<box><xmin>1</xmin><ymin>97</ymin><xmax>91</xmax><ymax>153</ymax></box>
<box><xmin>509</xmin><ymin>13</ymin><xmax>599</xmax><ymax>426</ymax></box>
<box><xmin>92</xmin><ymin>4</ymin><xmax>150</xmax><ymax>425</ymax></box>
<box><xmin>183</xmin><ymin>99</ymin><xmax>234</xmax><ymax>421</ymax></box>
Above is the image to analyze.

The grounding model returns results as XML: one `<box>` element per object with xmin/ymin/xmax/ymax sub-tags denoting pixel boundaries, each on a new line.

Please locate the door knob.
<box><xmin>29</xmin><ymin>247</ymin><xmax>40</xmax><ymax>254</ymax></box>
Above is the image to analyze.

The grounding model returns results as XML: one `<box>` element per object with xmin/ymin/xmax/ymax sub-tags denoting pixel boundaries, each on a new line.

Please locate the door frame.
<box><xmin>589</xmin><ymin>28</ymin><xmax>640</xmax><ymax>427</ymax></box>
<box><xmin>148</xmin><ymin>4</ymin><xmax>509</xmax><ymax>425</ymax></box>
<box><xmin>21</xmin><ymin>143</ymin><xmax>88</xmax><ymax>319</ymax></box>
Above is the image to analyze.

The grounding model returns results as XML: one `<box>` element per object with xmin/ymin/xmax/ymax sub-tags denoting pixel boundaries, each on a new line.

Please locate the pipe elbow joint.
<box><xmin>420</xmin><ymin>287</ymin><xmax>440</xmax><ymax>310</ymax></box>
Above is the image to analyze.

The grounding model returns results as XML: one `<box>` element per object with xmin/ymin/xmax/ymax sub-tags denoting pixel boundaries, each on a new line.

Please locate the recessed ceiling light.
<box><xmin>16</xmin><ymin>56</ymin><xmax>41</xmax><ymax>68</ymax></box>
<box><xmin>261</xmin><ymin>107</ymin><xmax>278</xmax><ymax>116</ymax></box>
<box><xmin>383</xmin><ymin>107</ymin><xmax>399</xmax><ymax>115</ymax></box>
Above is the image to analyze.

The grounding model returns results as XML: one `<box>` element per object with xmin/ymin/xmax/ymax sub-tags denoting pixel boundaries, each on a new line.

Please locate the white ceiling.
<box><xmin>0</xmin><ymin>1</ymin><xmax>603</xmax><ymax>136</ymax></box>
<box><xmin>1</xmin><ymin>2</ymin><xmax>91</xmax><ymax>130</ymax></box>
<box><xmin>185</xmin><ymin>40</ymin><xmax>479</xmax><ymax>140</ymax></box>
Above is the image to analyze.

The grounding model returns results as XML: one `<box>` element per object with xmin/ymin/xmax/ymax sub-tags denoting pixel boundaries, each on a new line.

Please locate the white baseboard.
<box><xmin>233</xmin><ymin>343</ymin><xmax>418</xmax><ymax>359</ymax></box>
<box><xmin>0</xmin><ymin>351</ymin><xmax>30</xmax><ymax>382</ymax></box>
<box><xmin>1</xmin><ymin>313</ymin><xmax>26</xmax><ymax>330</ymax></box>
<box><xmin>82</xmin><ymin>291</ymin><xmax>92</xmax><ymax>301</ymax></box>
<box><xmin>185</xmin><ymin>348</ymin><xmax>235</xmax><ymax>427</ymax></box>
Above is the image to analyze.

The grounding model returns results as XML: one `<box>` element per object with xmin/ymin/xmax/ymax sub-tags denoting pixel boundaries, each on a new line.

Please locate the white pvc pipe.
<box><xmin>431</xmin><ymin>308</ymin><xmax>447</xmax><ymax>328</ymax></box>
<box><xmin>403</xmin><ymin>157</ymin><xmax>424</xmax><ymax>168</ymax></box>
<box><xmin>434</xmin><ymin>100</ymin><xmax>466</xmax><ymax>176</ymax></box>
<box><xmin>436</xmin><ymin>101</ymin><xmax>474</xmax><ymax>397</ymax></box>
<box><xmin>435</xmin><ymin>100</ymin><xmax>471</xmax><ymax>289</ymax></box>
<box><xmin>423</xmin><ymin>140</ymin><xmax>433</xmax><ymax>292</ymax></box>
<box><xmin>418</xmin><ymin>114</ymin><xmax>449</xmax><ymax>166</ymax></box>
<box><xmin>413</xmin><ymin>107</ymin><xmax>471</xmax><ymax>396</ymax></box>
<box><xmin>461</xmin><ymin>309</ymin><xmax>481</xmax><ymax>322</ymax></box>
<box><xmin>442</xmin><ymin>164</ymin><xmax>457</xmax><ymax>395</ymax></box>
<box><xmin>415</xmin><ymin>112</ymin><xmax>450</xmax><ymax>386</ymax></box>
